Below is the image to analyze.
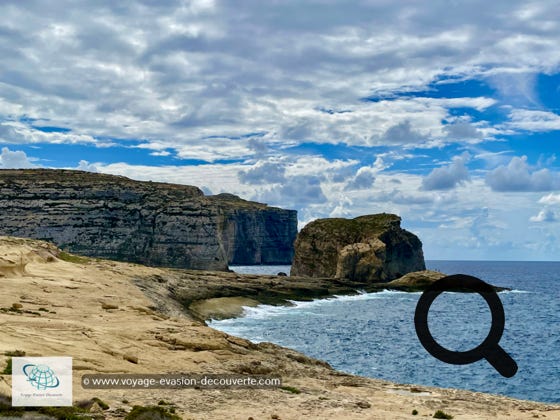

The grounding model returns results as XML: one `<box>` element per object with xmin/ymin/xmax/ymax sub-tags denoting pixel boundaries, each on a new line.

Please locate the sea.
<box><xmin>209</xmin><ymin>261</ymin><xmax>560</xmax><ymax>404</ymax></box>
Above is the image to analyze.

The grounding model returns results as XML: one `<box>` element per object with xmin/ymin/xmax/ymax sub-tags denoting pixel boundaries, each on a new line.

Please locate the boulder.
<box><xmin>290</xmin><ymin>214</ymin><xmax>425</xmax><ymax>282</ymax></box>
<box><xmin>383</xmin><ymin>270</ymin><xmax>446</xmax><ymax>291</ymax></box>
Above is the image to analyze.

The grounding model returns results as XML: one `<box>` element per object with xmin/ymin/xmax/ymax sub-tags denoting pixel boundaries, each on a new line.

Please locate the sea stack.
<box><xmin>290</xmin><ymin>213</ymin><xmax>425</xmax><ymax>282</ymax></box>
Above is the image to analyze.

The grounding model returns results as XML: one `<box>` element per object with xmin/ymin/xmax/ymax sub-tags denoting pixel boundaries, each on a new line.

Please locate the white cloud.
<box><xmin>257</xmin><ymin>175</ymin><xmax>327</xmax><ymax>209</ymax></box>
<box><xmin>76</xmin><ymin>160</ymin><xmax>98</xmax><ymax>172</ymax></box>
<box><xmin>238</xmin><ymin>161</ymin><xmax>286</xmax><ymax>185</ymax></box>
<box><xmin>539</xmin><ymin>193</ymin><xmax>560</xmax><ymax>205</ymax></box>
<box><xmin>0</xmin><ymin>121</ymin><xmax>97</xmax><ymax>145</ymax></box>
<box><xmin>1</xmin><ymin>1</ymin><xmax>559</xmax><ymax>159</ymax></box>
<box><xmin>530</xmin><ymin>208</ymin><xmax>557</xmax><ymax>222</ymax></box>
<box><xmin>0</xmin><ymin>147</ymin><xmax>35</xmax><ymax>168</ymax></box>
<box><xmin>382</xmin><ymin>120</ymin><xmax>426</xmax><ymax>145</ymax></box>
<box><xmin>345</xmin><ymin>167</ymin><xmax>375</xmax><ymax>190</ymax></box>
<box><xmin>486</xmin><ymin>156</ymin><xmax>560</xmax><ymax>191</ymax></box>
<box><xmin>444</xmin><ymin>120</ymin><xmax>484</xmax><ymax>141</ymax></box>
<box><xmin>422</xmin><ymin>153</ymin><xmax>470</xmax><ymax>190</ymax></box>
<box><xmin>507</xmin><ymin>109</ymin><xmax>560</xmax><ymax>132</ymax></box>
<box><xmin>150</xmin><ymin>150</ymin><xmax>171</xmax><ymax>157</ymax></box>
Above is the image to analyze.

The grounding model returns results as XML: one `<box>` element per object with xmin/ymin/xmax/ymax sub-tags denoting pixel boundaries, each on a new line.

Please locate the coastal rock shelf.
<box><xmin>0</xmin><ymin>169</ymin><xmax>297</xmax><ymax>270</ymax></box>
<box><xmin>0</xmin><ymin>236</ymin><xmax>555</xmax><ymax>419</ymax></box>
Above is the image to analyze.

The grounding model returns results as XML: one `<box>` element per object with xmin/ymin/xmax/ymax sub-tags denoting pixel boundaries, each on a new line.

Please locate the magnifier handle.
<box><xmin>484</xmin><ymin>345</ymin><xmax>518</xmax><ymax>378</ymax></box>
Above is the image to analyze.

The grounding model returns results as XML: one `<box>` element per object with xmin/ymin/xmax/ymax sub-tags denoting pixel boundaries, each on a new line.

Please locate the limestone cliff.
<box><xmin>0</xmin><ymin>169</ymin><xmax>296</xmax><ymax>270</ymax></box>
<box><xmin>209</xmin><ymin>193</ymin><xmax>297</xmax><ymax>265</ymax></box>
<box><xmin>290</xmin><ymin>213</ymin><xmax>425</xmax><ymax>282</ymax></box>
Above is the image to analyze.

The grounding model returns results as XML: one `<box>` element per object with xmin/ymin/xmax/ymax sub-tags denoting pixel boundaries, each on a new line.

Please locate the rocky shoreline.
<box><xmin>132</xmin><ymin>268</ymin><xmax>508</xmax><ymax>322</ymax></box>
<box><xmin>1</xmin><ymin>237</ymin><xmax>557</xmax><ymax>419</ymax></box>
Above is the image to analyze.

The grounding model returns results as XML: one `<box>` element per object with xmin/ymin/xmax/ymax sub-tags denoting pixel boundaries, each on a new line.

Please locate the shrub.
<box><xmin>2</xmin><ymin>358</ymin><xmax>12</xmax><ymax>375</ymax></box>
<box><xmin>280</xmin><ymin>385</ymin><xmax>301</xmax><ymax>394</ymax></box>
<box><xmin>38</xmin><ymin>406</ymin><xmax>88</xmax><ymax>420</ymax></box>
<box><xmin>58</xmin><ymin>251</ymin><xmax>89</xmax><ymax>264</ymax></box>
<box><xmin>92</xmin><ymin>397</ymin><xmax>110</xmax><ymax>410</ymax></box>
<box><xmin>5</xmin><ymin>350</ymin><xmax>25</xmax><ymax>357</ymax></box>
<box><xmin>125</xmin><ymin>405</ymin><xmax>181</xmax><ymax>420</ymax></box>
<box><xmin>0</xmin><ymin>394</ymin><xmax>24</xmax><ymax>416</ymax></box>
<box><xmin>433</xmin><ymin>410</ymin><xmax>454</xmax><ymax>419</ymax></box>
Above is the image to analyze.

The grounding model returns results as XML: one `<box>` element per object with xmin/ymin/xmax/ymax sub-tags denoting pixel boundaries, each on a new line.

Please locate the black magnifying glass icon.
<box><xmin>414</xmin><ymin>274</ymin><xmax>518</xmax><ymax>378</ymax></box>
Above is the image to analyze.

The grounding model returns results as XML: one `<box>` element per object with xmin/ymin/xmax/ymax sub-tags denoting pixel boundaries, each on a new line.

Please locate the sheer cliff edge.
<box><xmin>290</xmin><ymin>214</ymin><xmax>425</xmax><ymax>282</ymax></box>
<box><xmin>0</xmin><ymin>169</ymin><xmax>297</xmax><ymax>270</ymax></box>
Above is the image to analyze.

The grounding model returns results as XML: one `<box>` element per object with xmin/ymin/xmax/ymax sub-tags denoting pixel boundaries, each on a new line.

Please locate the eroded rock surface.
<box><xmin>290</xmin><ymin>214</ymin><xmax>425</xmax><ymax>282</ymax></box>
<box><xmin>0</xmin><ymin>169</ymin><xmax>296</xmax><ymax>270</ymax></box>
<box><xmin>0</xmin><ymin>237</ymin><xmax>554</xmax><ymax>420</ymax></box>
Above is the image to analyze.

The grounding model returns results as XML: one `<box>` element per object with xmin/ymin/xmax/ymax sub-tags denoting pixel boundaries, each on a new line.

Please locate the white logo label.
<box><xmin>12</xmin><ymin>357</ymin><xmax>72</xmax><ymax>406</ymax></box>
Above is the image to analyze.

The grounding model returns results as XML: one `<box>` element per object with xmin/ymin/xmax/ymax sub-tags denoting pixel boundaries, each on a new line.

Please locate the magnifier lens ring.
<box><xmin>415</xmin><ymin>289</ymin><xmax>484</xmax><ymax>364</ymax></box>
<box><xmin>414</xmin><ymin>274</ymin><xmax>506</xmax><ymax>364</ymax></box>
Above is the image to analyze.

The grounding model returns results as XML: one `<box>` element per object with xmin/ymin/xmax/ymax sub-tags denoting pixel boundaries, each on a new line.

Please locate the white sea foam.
<box><xmin>210</xmin><ymin>287</ymin><xmax>526</xmax><ymax>328</ymax></box>
<box><xmin>499</xmin><ymin>289</ymin><xmax>531</xmax><ymax>294</ymax></box>
<box><xmin>209</xmin><ymin>289</ymin><xmax>421</xmax><ymax>327</ymax></box>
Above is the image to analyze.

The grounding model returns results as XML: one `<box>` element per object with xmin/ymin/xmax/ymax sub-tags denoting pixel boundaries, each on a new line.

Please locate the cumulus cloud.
<box><xmin>1</xmin><ymin>1</ymin><xmax>559</xmax><ymax>159</ymax></box>
<box><xmin>382</xmin><ymin>120</ymin><xmax>426</xmax><ymax>145</ymax></box>
<box><xmin>444</xmin><ymin>120</ymin><xmax>484</xmax><ymax>141</ymax></box>
<box><xmin>257</xmin><ymin>175</ymin><xmax>327</xmax><ymax>209</ymax></box>
<box><xmin>247</xmin><ymin>138</ymin><xmax>269</xmax><ymax>156</ymax></box>
<box><xmin>421</xmin><ymin>154</ymin><xmax>470</xmax><ymax>190</ymax></box>
<box><xmin>530</xmin><ymin>208</ymin><xmax>557</xmax><ymax>223</ymax></box>
<box><xmin>238</xmin><ymin>161</ymin><xmax>286</xmax><ymax>185</ymax></box>
<box><xmin>0</xmin><ymin>147</ymin><xmax>35</xmax><ymax>168</ymax></box>
<box><xmin>76</xmin><ymin>160</ymin><xmax>98</xmax><ymax>172</ymax></box>
<box><xmin>345</xmin><ymin>168</ymin><xmax>375</xmax><ymax>190</ymax></box>
<box><xmin>0</xmin><ymin>122</ymin><xmax>96</xmax><ymax>145</ymax></box>
<box><xmin>486</xmin><ymin>156</ymin><xmax>560</xmax><ymax>191</ymax></box>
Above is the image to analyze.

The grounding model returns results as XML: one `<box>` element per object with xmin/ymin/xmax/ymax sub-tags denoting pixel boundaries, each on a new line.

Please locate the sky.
<box><xmin>1</xmin><ymin>0</ymin><xmax>560</xmax><ymax>261</ymax></box>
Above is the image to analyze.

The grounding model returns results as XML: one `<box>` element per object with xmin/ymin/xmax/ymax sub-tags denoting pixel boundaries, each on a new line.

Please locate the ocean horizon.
<box><xmin>213</xmin><ymin>260</ymin><xmax>560</xmax><ymax>404</ymax></box>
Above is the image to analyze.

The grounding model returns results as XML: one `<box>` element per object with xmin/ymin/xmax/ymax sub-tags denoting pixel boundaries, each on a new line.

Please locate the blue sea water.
<box><xmin>215</xmin><ymin>262</ymin><xmax>560</xmax><ymax>403</ymax></box>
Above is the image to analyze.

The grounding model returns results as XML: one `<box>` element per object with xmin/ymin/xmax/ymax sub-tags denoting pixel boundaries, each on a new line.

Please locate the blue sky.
<box><xmin>1</xmin><ymin>0</ymin><xmax>560</xmax><ymax>260</ymax></box>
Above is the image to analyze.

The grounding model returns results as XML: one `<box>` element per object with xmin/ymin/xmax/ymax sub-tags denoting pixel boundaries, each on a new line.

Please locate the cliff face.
<box><xmin>290</xmin><ymin>213</ymin><xmax>425</xmax><ymax>282</ymax></box>
<box><xmin>0</xmin><ymin>170</ymin><xmax>296</xmax><ymax>270</ymax></box>
<box><xmin>210</xmin><ymin>193</ymin><xmax>298</xmax><ymax>265</ymax></box>
<box><xmin>208</xmin><ymin>194</ymin><xmax>297</xmax><ymax>265</ymax></box>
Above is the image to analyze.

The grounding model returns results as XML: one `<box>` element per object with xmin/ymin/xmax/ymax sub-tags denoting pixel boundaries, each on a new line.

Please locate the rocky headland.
<box><xmin>0</xmin><ymin>170</ymin><xmax>297</xmax><ymax>270</ymax></box>
<box><xmin>0</xmin><ymin>237</ymin><xmax>558</xmax><ymax>419</ymax></box>
<box><xmin>291</xmin><ymin>214</ymin><xmax>426</xmax><ymax>282</ymax></box>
